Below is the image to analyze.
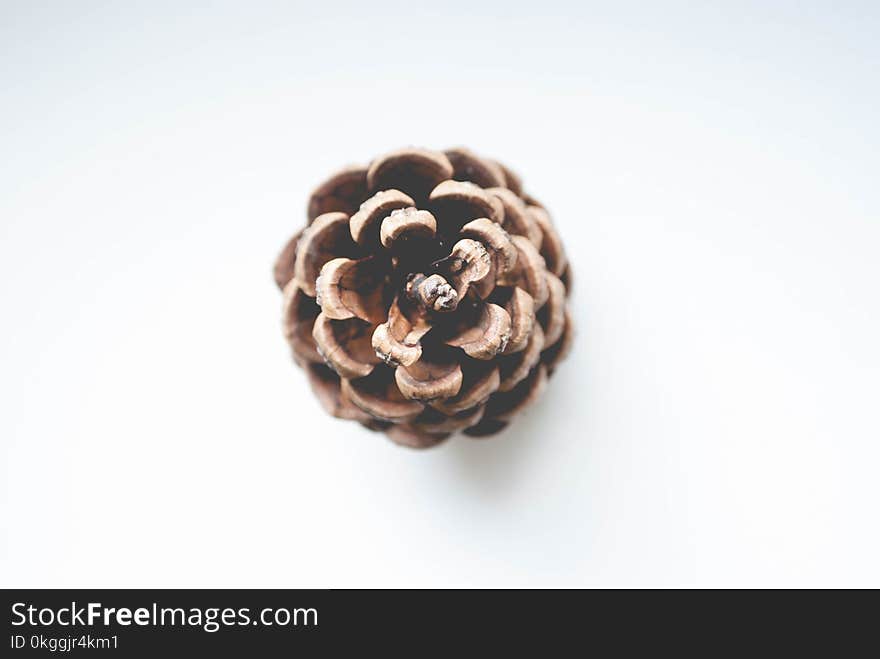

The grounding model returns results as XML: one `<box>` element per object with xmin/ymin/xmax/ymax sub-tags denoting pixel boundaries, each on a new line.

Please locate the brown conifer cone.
<box><xmin>274</xmin><ymin>147</ymin><xmax>573</xmax><ymax>448</ymax></box>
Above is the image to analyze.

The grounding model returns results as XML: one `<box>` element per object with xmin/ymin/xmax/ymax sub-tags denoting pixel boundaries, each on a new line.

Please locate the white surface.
<box><xmin>2</xmin><ymin>1</ymin><xmax>879</xmax><ymax>588</ymax></box>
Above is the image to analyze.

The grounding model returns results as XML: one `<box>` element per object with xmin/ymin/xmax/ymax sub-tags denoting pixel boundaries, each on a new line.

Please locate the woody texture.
<box><xmin>274</xmin><ymin>147</ymin><xmax>573</xmax><ymax>448</ymax></box>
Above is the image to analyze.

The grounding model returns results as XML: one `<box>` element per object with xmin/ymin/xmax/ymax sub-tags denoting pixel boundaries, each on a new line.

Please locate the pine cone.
<box><xmin>274</xmin><ymin>147</ymin><xmax>573</xmax><ymax>448</ymax></box>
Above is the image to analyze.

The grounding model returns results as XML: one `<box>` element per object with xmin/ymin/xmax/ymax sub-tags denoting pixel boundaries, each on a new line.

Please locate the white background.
<box><xmin>2</xmin><ymin>1</ymin><xmax>879</xmax><ymax>587</ymax></box>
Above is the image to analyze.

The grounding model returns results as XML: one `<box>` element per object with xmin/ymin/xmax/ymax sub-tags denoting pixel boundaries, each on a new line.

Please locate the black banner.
<box><xmin>1</xmin><ymin>588</ymin><xmax>871</xmax><ymax>654</ymax></box>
